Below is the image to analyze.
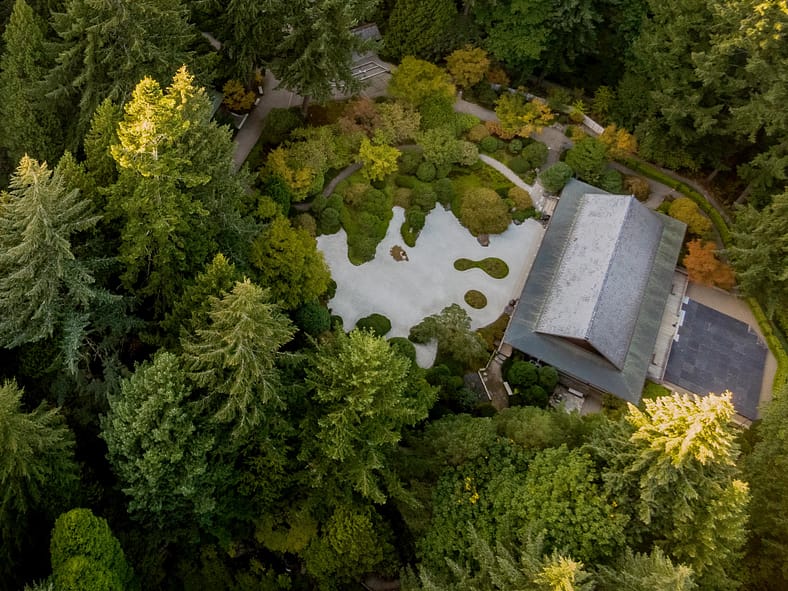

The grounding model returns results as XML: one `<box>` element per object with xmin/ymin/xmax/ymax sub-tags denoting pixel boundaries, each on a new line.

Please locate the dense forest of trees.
<box><xmin>0</xmin><ymin>0</ymin><xmax>786</xmax><ymax>589</ymax></box>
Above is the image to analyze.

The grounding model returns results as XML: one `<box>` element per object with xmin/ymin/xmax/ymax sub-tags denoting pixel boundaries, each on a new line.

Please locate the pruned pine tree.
<box><xmin>181</xmin><ymin>279</ymin><xmax>295</xmax><ymax>437</ymax></box>
<box><xmin>0</xmin><ymin>0</ymin><xmax>62</xmax><ymax>164</ymax></box>
<box><xmin>0</xmin><ymin>156</ymin><xmax>100</xmax><ymax>352</ymax></box>
<box><xmin>0</xmin><ymin>380</ymin><xmax>78</xmax><ymax>570</ymax></box>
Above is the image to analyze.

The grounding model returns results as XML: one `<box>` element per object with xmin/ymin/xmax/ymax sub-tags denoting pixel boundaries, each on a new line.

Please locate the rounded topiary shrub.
<box><xmin>598</xmin><ymin>168</ymin><xmax>623</xmax><ymax>193</ymax></box>
<box><xmin>523</xmin><ymin>384</ymin><xmax>549</xmax><ymax>407</ymax></box>
<box><xmin>356</xmin><ymin>313</ymin><xmax>392</xmax><ymax>337</ymax></box>
<box><xmin>520</xmin><ymin>141</ymin><xmax>548</xmax><ymax>170</ymax></box>
<box><xmin>624</xmin><ymin>175</ymin><xmax>651</xmax><ymax>201</ymax></box>
<box><xmin>539</xmin><ymin>162</ymin><xmax>573</xmax><ymax>194</ymax></box>
<box><xmin>508</xmin><ymin>138</ymin><xmax>523</xmax><ymax>154</ymax></box>
<box><xmin>459</xmin><ymin>187</ymin><xmax>510</xmax><ymax>235</ymax></box>
<box><xmin>435</xmin><ymin>162</ymin><xmax>452</xmax><ymax>179</ymax></box>
<box><xmin>411</xmin><ymin>185</ymin><xmax>437</xmax><ymax>212</ymax></box>
<box><xmin>416</xmin><ymin>161</ymin><xmax>437</xmax><ymax>182</ymax></box>
<box><xmin>433</xmin><ymin>177</ymin><xmax>455</xmax><ymax>207</ymax></box>
<box><xmin>317</xmin><ymin>206</ymin><xmax>341</xmax><ymax>235</ymax></box>
<box><xmin>464</xmin><ymin>290</ymin><xmax>487</xmax><ymax>309</ymax></box>
<box><xmin>507</xmin><ymin>360</ymin><xmax>538</xmax><ymax>387</ymax></box>
<box><xmin>294</xmin><ymin>301</ymin><xmax>332</xmax><ymax>335</ymax></box>
<box><xmin>508</xmin><ymin>186</ymin><xmax>533</xmax><ymax>210</ymax></box>
<box><xmin>388</xmin><ymin>337</ymin><xmax>417</xmax><ymax>362</ymax></box>
<box><xmin>479</xmin><ymin>135</ymin><xmax>499</xmax><ymax>153</ymax></box>
<box><xmin>395</xmin><ymin>175</ymin><xmax>418</xmax><ymax>189</ymax></box>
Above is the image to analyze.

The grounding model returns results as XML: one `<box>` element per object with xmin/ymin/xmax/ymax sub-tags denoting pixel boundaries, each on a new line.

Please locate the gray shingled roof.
<box><xmin>535</xmin><ymin>193</ymin><xmax>663</xmax><ymax>369</ymax></box>
<box><xmin>504</xmin><ymin>179</ymin><xmax>686</xmax><ymax>404</ymax></box>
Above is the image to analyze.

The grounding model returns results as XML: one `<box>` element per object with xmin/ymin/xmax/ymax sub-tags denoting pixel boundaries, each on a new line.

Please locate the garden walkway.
<box><xmin>478</xmin><ymin>154</ymin><xmax>547</xmax><ymax>212</ymax></box>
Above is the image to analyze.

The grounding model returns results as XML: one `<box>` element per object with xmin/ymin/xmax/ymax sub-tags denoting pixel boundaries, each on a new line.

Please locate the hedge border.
<box><xmin>748</xmin><ymin>298</ymin><xmax>788</xmax><ymax>390</ymax></box>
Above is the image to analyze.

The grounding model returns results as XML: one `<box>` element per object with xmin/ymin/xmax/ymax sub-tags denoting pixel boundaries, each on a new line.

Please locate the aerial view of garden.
<box><xmin>0</xmin><ymin>0</ymin><xmax>786</xmax><ymax>590</ymax></box>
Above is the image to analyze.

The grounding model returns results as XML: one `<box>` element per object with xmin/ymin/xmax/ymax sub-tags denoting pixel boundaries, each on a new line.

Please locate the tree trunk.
<box><xmin>301</xmin><ymin>95</ymin><xmax>310</xmax><ymax>117</ymax></box>
<box><xmin>735</xmin><ymin>181</ymin><xmax>752</xmax><ymax>205</ymax></box>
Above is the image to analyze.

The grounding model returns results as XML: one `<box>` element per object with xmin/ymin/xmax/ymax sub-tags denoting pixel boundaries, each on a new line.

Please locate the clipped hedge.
<box><xmin>356</xmin><ymin>313</ymin><xmax>392</xmax><ymax>337</ymax></box>
<box><xmin>748</xmin><ymin>298</ymin><xmax>788</xmax><ymax>392</ymax></box>
<box><xmin>479</xmin><ymin>136</ymin><xmax>499</xmax><ymax>153</ymax></box>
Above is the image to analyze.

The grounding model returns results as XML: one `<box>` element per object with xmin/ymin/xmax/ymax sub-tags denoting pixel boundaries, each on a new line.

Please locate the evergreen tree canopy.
<box><xmin>46</xmin><ymin>0</ymin><xmax>206</xmax><ymax>145</ymax></box>
<box><xmin>182</xmin><ymin>279</ymin><xmax>295</xmax><ymax>436</ymax></box>
<box><xmin>0</xmin><ymin>0</ymin><xmax>62</xmax><ymax>164</ymax></box>
<box><xmin>0</xmin><ymin>156</ymin><xmax>100</xmax><ymax>350</ymax></box>
<box><xmin>0</xmin><ymin>380</ymin><xmax>78</xmax><ymax>570</ymax></box>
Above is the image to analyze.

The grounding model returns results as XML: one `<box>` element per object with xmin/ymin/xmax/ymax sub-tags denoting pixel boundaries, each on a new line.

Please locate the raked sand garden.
<box><xmin>318</xmin><ymin>206</ymin><xmax>545</xmax><ymax>368</ymax></box>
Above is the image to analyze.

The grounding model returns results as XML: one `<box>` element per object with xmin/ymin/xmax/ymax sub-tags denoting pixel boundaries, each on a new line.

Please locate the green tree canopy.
<box><xmin>409</xmin><ymin>304</ymin><xmax>488</xmax><ymax>368</ymax></box>
<box><xmin>181</xmin><ymin>279</ymin><xmax>295</xmax><ymax>436</ymax></box>
<box><xmin>249</xmin><ymin>216</ymin><xmax>331</xmax><ymax>310</ymax></box>
<box><xmin>0</xmin><ymin>381</ymin><xmax>78</xmax><ymax>572</ymax></box>
<box><xmin>101</xmin><ymin>352</ymin><xmax>220</xmax><ymax>530</ymax></box>
<box><xmin>50</xmin><ymin>508</ymin><xmax>135</xmax><ymax>591</ymax></box>
<box><xmin>0</xmin><ymin>0</ymin><xmax>62</xmax><ymax>164</ymax></box>
<box><xmin>384</xmin><ymin>0</ymin><xmax>458</xmax><ymax>61</ymax></box>
<box><xmin>0</xmin><ymin>156</ymin><xmax>100</xmax><ymax>351</ymax></box>
<box><xmin>388</xmin><ymin>57</ymin><xmax>456</xmax><ymax>107</ymax></box>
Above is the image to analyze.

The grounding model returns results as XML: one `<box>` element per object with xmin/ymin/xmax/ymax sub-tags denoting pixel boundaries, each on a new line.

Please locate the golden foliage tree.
<box><xmin>683</xmin><ymin>239</ymin><xmax>736</xmax><ymax>290</ymax></box>
<box><xmin>446</xmin><ymin>46</ymin><xmax>490</xmax><ymax>89</ymax></box>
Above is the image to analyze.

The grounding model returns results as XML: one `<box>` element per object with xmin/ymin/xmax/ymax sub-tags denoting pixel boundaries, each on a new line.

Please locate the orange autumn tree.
<box><xmin>683</xmin><ymin>239</ymin><xmax>736</xmax><ymax>290</ymax></box>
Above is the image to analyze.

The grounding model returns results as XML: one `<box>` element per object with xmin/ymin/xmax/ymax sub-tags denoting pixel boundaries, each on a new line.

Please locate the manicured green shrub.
<box><xmin>459</xmin><ymin>187</ymin><xmax>510</xmax><ymax>235</ymax></box>
<box><xmin>668</xmin><ymin>197</ymin><xmax>713</xmax><ymax>237</ymax></box>
<box><xmin>293</xmin><ymin>212</ymin><xmax>317</xmax><ymax>236</ymax></box>
<box><xmin>389</xmin><ymin>337</ymin><xmax>417</xmax><ymax>363</ymax></box>
<box><xmin>520</xmin><ymin>141</ymin><xmax>549</xmax><ymax>170</ymax></box>
<box><xmin>400</xmin><ymin>222</ymin><xmax>417</xmax><ymax>247</ymax></box>
<box><xmin>356</xmin><ymin>313</ymin><xmax>392</xmax><ymax>337</ymax></box>
<box><xmin>452</xmin><ymin>113</ymin><xmax>481</xmax><ymax>136</ymax></box>
<box><xmin>317</xmin><ymin>206</ymin><xmax>341</xmax><ymax>235</ymax></box>
<box><xmin>538</xmin><ymin>365</ymin><xmax>559</xmax><ymax>391</ymax></box>
<box><xmin>539</xmin><ymin>162</ymin><xmax>573</xmax><ymax>194</ymax></box>
<box><xmin>474</xmin><ymin>402</ymin><xmax>498</xmax><ymax>417</ymax></box>
<box><xmin>419</xmin><ymin>95</ymin><xmax>456</xmax><ymax>130</ymax></box>
<box><xmin>512</xmin><ymin>207</ymin><xmax>538</xmax><ymax>222</ymax></box>
<box><xmin>508</xmin><ymin>186</ymin><xmax>532</xmax><ymax>210</ymax></box>
<box><xmin>411</xmin><ymin>185</ymin><xmax>437</xmax><ymax>212</ymax></box>
<box><xmin>508</xmin><ymin>138</ymin><xmax>523</xmax><ymax>154</ymax></box>
<box><xmin>524</xmin><ymin>384</ymin><xmax>549</xmax><ymax>407</ymax></box>
<box><xmin>393</xmin><ymin>187</ymin><xmax>412</xmax><ymax>208</ymax></box>
<box><xmin>395</xmin><ymin>174</ymin><xmax>419</xmax><ymax>189</ymax></box>
<box><xmin>456</xmin><ymin>141</ymin><xmax>479</xmax><ymax>166</ymax></box>
<box><xmin>406</xmin><ymin>208</ymin><xmax>426</xmax><ymax>231</ymax></box>
<box><xmin>598</xmin><ymin>168</ymin><xmax>623</xmax><ymax>193</ymax></box>
<box><xmin>260</xmin><ymin>107</ymin><xmax>303</xmax><ymax>145</ymax></box>
<box><xmin>507</xmin><ymin>360</ymin><xmax>538</xmax><ymax>387</ymax></box>
<box><xmin>294</xmin><ymin>301</ymin><xmax>332</xmax><ymax>335</ymax></box>
<box><xmin>453</xmin><ymin>257</ymin><xmax>509</xmax><ymax>278</ymax></box>
<box><xmin>479</xmin><ymin>135</ymin><xmax>499</xmax><ymax>153</ymax></box>
<box><xmin>467</xmin><ymin>123</ymin><xmax>490</xmax><ymax>142</ymax></box>
<box><xmin>508</xmin><ymin>156</ymin><xmax>529</xmax><ymax>174</ymax></box>
<box><xmin>464</xmin><ymin>290</ymin><xmax>487</xmax><ymax>309</ymax></box>
<box><xmin>416</xmin><ymin>161</ymin><xmax>437</xmax><ymax>182</ymax></box>
<box><xmin>398</xmin><ymin>148</ymin><xmax>422</xmax><ymax>174</ymax></box>
<box><xmin>433</xmin><ymin>178</ymin><xmax>455</xmax><ymax>206</ymax></box>
<box><xmin>435</xmin><ymin>162</ymin><xmax>452</xmax><ymax>179</ymax></box>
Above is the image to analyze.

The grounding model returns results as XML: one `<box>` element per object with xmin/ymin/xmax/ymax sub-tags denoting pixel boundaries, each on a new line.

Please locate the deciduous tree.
<box><xmin>667</xmin><ymin>197</ymin><xmax>712</xmax><ymax>237</ymax></box>
<box><xmin>358</xmin><ymin>138</ymin><xmax>400</xmax><ymax>182</ymax></box>
<box><xmin>682</xmin><ymin>239</ymin><xmax>735</xmax><ymax>290</ymax></box>
<box><xmin>249</xmin><ymin>216</ymin><xmax>331</xmax><ymax>310</ymax></box>
<box><xmin>409</xmin><ymin>304</ymin><xmax>488</xmax><ymax>368</ymax></box>
<box><xmin>459</xmin><ymin>187</ymin><xmax>511</xmax><ymax>236</ymax></box>
<box><xmin>446</xmin><ymin>46</ymin><xmax>490</xmax><ymax>89</ymax></box>
<box><xmin>388</xmin><ymin>57</ymin><xmax>456</xmax><ymax>107</ymax></box>
<box><xmin>495</xmin><ymin>93</ymin><xmax>555</xmax><ymax>138</ymax></box>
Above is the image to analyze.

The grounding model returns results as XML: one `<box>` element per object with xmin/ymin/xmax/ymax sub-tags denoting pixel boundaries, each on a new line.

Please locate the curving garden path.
<box><xmin>478</xmin><ymin>154</ymin><xmax>547</xmax><ymax>212</ymax></box>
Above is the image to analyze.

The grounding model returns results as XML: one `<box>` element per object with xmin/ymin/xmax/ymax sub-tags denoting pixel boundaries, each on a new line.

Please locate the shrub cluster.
<box><xmin>356</xmin><ymin>313</ymin><xmax>392</xmax><ymax>337</ymax></box>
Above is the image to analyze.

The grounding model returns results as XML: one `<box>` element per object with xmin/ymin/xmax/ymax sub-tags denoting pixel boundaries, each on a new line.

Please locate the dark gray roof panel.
<box><xmin>503</xmin><ymin>179</ymin><xmax>686</xmax><ymax>404</ymax></box>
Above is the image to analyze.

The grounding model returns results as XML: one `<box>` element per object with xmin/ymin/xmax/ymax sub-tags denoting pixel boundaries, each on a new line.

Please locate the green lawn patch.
<box><xmin>464</xmin><ymin>290</ymin><xmax>488</xmax><ymax>309</ymax></box>
<box><xmin>454</xmin><ymin>257</ymin><xmax>509</xmax><ymax>279</ymax></box>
